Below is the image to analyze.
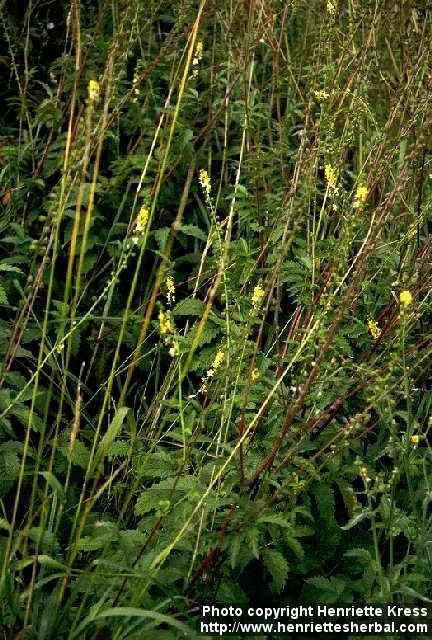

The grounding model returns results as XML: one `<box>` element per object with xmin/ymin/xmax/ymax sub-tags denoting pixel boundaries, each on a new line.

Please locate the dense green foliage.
<box><xmin>1</xmin><ymin>0</ymin><xmax>432</xmax><ymax>637</ymax></box>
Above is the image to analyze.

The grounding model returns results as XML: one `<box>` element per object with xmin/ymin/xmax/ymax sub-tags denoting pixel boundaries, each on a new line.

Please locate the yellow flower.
<box><xmin>399</xmin><ymin>290</ymin><xmax>412</xmax><ymax>307</ymax></box>
<box><xmin>251</xmin><ymin>368</ymin><xmax>260</xmax><ymax>381</ymax></box>
<box><xmin>410</xmin><ymin>434</ymin><xmax>419</xmax><ymax>445</ymax></box>
<box><xmin>136</xmin><ymin>205</ymin><xmax>149</xmax><ymax>233</ymax></box>
<box><xmin>191</xmin><ymin>41</ymin><xmax>203</xmax><ymax>78</ymax></box>
<box><xmin>194</xmin><ymin>41</ymin><xmax>203</xmax><ymax>62</ymax></box>
<box><xmin>324</xmin><ymin>163</ymin><xmax>338</xmax><ymax>192</ymax></box>
<box><xmin>169</xmin><ymin>343</ymin><xmax>179</xmax><ymax>358</ymax></box>
<box><xmin>159</xmin><ymin>309</ymin><xmax>173</xmax><ymax>335</ymax></box>
<box><xmin>132</xmin><ymin>71</ymin><xmax>140</xmax><ymax>95</ymax></box>
<box><xmin>212</xmin><ymin>350</ymin><xmax>224</xmax><ymax>370</ymax></box>
<box><xmin>367</xmin><ymin>317</ymin><xmax>381</xmax><ymax>339</ymax></box>
<box><xmin>314</xmin><ymin>89</ymin><xmax>330</xmax><ymax>101</ymax></box>
<box><xmin>354</xmin><ymin>183</ymin><xmax>368</xmax><ymax>208</ymax></box>
<box><xmin>159</xmin><ymin>308</ymin><xmax>178</xmax><ymax>356</ymax></box>
<box><xmin>200</xmin><ymin>349</ymin><xmax>224</xmax><ymax>390</ymax></box>
<box><xmin>166</xmin><ymin>276</ymin><xmax>175</xmax><ymax>303</ymax></box>
<box><xmin>252</xmin><ymin>283</ymin><xmax>265</xmax><ymax>309</ymax></box>
<box><xmin>327</xmin><ymin>0</ymin><xmax>336</xmax><ymax>14</ymax></box>
<box><xmin>356</xmin><ymin>184</ymin><xmax>368</xmax><ymax>202</ymax></box>
<box><xmin>88</xmin><ymin>79</ymin><xmax>100</xmax><ymax>102</ymax></box>
<box><xmin>199</xmin><ymin>169</ymin><xmax>211</xmax><ymax>198</ymax></box>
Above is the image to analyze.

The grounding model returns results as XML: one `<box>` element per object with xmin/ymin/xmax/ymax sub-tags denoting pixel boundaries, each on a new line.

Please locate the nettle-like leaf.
<box><xmin>173</xmin><ymin>298</ymin><xmax>206</xmax><ymax>316</ymax></box>
<box><xmin>227</xmin><ymin>532</ymin><xmax>255</xmax><ymax>573</ymax></box>
<box><xmin>0</xmin><ymin>264</ymin><xmax>23</xmax><ymax>274</ymax></box>
<box><xmin>0</xmin><ymin>283</ymin><xmax>9</xmax><ymax>305</ymax></box>
<box><xmin>134</xmin><ymin>475</ymin><xmax>203</xmax><ymax>516</ymax></box>
<box><xmin>280</xmin><ymin>259</ymin><xmax>312</xmax><ymax>298</ymax></box>
<box><xmin>285</xmin><ymin>535</ymin><xmax>305</xmax><ymax>559</ymax></box>
<box><xmin>305</xmin><ymin>575</ymin><xmax>351</xmax><ymax>603</ymax></box>
<box><xmin>229</xmin><ymin>533</ymin><xmax>242</xmax><ymax>569</ymax></box>
<box><xmin>59</xmin><ymin>439</ymin><xmax>91</xmax><ymax>469</ymax></box>
<box><xmin>108</xmin><ymin>440</ymin><xmax>130</xmax><ymax>461</ymax></box>
<box><xmin>27</xmin><ymin>527</ymin><xmax>59</xmax><ymax>554</ymax></box>
<box><xmin>181</xmin><ymin>319</ymin><xmax>219</xmax><ymax>351</ymax></box>
<box><xmin>261</xmin><ymin>549</ymin><xmax>289</xmax><ymax>594</ymax></box>
<box><xmin>341</xmin><ymin>509</ymin><xmax>375</xmax><ymax>531</ymax></box>
<box><xmin>13</xmin><ymin>404</ymin><xmax>42</xmax><ymax>431</ymax></box>
<box><xmin>0</xmin><ymin>441</ymin><xmax>23</xmax><ymax>479</ymax></box>
<box><xmin>247</xmin><ymin>526</ymin><xmax>260</xmax><ymax>559</ymax></box>
<box><xmin>154</xmin><ymin>227</ymin><xmax>170</xmax><ymax>253</ymax></box>
<box><xmin>257</xmin><ymin>514</ymin><xmax>292</xmax><ymax>529</ymax></box>
<box><xmin>118</xmin><ymin>529</ymin><xmax>147</xmax><ymax>556</ymax></box>
<box><xmin>314</xmin><ymin>481</ymin><xmax>341</xmax><ymax>559</ymax></box>
<box><xmin>77</xmin><ymin>532</ymin><xmax>118</xmax><ymax>552</ymax></box>
<box><xmin>177</xmin><ymin>224</ymin><xmax>207</xmax><ymax>242</ymax></box>
<box><xmin>343</xmin><ymin>547</ymin><xmax>373</xmax><ymax>576</ymax></box>
<box><xmin>216</xmin><ymin>579</ymin><xmax>248</xmax><ymax>604</ymax></box>
<box><xmin>133</xmin><ymin>449</ymin><xmax>179</xmax><ymax>480</ymax></box>
<box><xmin>77</xmin><ymin>521</ymin><xmax>118</xmax><ymax>551</ymax></box>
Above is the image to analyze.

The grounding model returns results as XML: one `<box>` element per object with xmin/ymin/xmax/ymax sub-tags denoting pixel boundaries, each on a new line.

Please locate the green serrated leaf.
<box><xmin>257</xmin><ymin>514</ymin><xmax>291</xmax><ymax>528</ymax></box>
<box><xmin>173</xmin><ymin>298</ymin><xmax>206</xmax><ymax>316</ymax></box>
<box><xmin>229</xmin><ymin>534</ymin><xmax>242</xmax><ymax>570</ymax></box>
<box><xmin>178</xmin><ymin>224</ymin><xmax>207</xmax><ymax>241</ymax></box>
<box><xmin>285</xmin><ymin>535</ymin><xmax>304</xmax><ymax>558</ymax></box>
<box><xmin>0</xmin><ymin>284</ymin><xmax>8</xmax><ymax>306</ymax></box>
<box><xmin>262</xmin><ymin>549</ymin><xmax>288</xmax><ymax>594</ymax></box>
<box><xmin>247</xmin><ymin>527</ymin><xmax>260</xmax><ymax>559</ymax></box>
<box><xmin>341</xmin><ymin>510</ymin><xmax>374</xmax><ymax>531</ymax></box>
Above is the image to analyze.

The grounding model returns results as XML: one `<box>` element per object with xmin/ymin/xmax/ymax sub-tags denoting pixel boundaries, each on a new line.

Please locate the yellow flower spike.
<box><xmin>159</xmin><ymin>309</ymin><xmax>173</xmax><ymax>335</ymax></box>
<box><xmin>199</xmin><ymin>169</ymin><xmax>211</xmax><ymax>199</ymax></box>
<box><xmin>88</xmin><ymin>79</ymin><xmax>100</xmax><ymax>103</ymax></box>
<box><xmin>194</xmin><ymin>41</ymin><xmax>203</xmax><ymax>62</ymax></box>
<box><xmin>399</xmin><ymin>290</ymin><xmax>412</xmax><ymax>308</ymax></box>
<box><xmin>354</xmin><ymin>183</ymin><xmax>368</xmax><ymax>208</ymax></box>
<box><xmin>324</xmin><ymin>163</ymin><xmax>338</xmax><ymax>191</ymax></box>
<box><xmin>252</xmin><ymin>283</ymin><xmax>265</xmax><ymax>309</ymax></box>
<box><xmin>367</xmin><ymin>317</ymin><xmax>381</xmax><ymax>339</ymax></box>
<box><xmin>356</xmin><ymin>184</ymin><xmax>368</xmax><ymax>202</ymax></box>
<box><xmin>251</xmin><ymin>368</ymin><xmax>260</xmax><ymax>381</ymax></box>
<box><xmin>212</xmin><ymin>350</ymin><xmax>224</xmax><ymax>370</ymax></box>
<box><xmin>166</xmin><ymin>276</ymin><xmax>175</xmax><ymax>304</ymax></box>
<box><xmin>314</xmin><ymin>90</ymin><xmax>330</xmax><ymax>102</ymax></box>
<box><xmin>136</xmin><ymin>204</ymin><xmax>149</xmax><ymax>233</ymax></box>
<box><xmin>158</xmin><ymin>308</ymin><xmax>178</xmax><ymax>356</ymax></box>
<box><xmin>191</xmin><ymin>41</ymin><xmax>203</xmax><ymax>79</ymax></box>
<box><xmin>199</xmin><ymin>350</ymin><xmax>225</xmax><ymax>391</ymax></box>
<box><xmin>169</xmin><ymin>343</ymin><xmax>179</xmax><ymax>358</ymax></box>
<box><xmin>410</xmin><ymin>434</ymin><xmax>419</xmax><ymax>445</ymax></box>
<box><xmin>327</xmin><ymin>0</ymin><xmax>336</xmax><ymax>15</ymax></box>
<box><xmin>132</xmin><ymin>71</ymin><xmax>140</xmax><ymax>95</ymax></box>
